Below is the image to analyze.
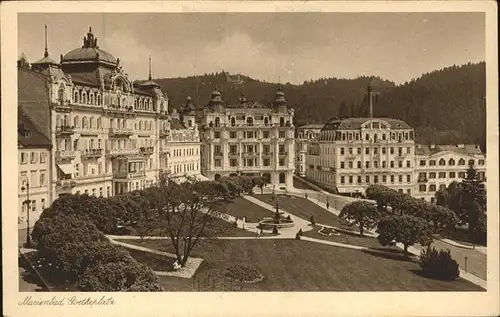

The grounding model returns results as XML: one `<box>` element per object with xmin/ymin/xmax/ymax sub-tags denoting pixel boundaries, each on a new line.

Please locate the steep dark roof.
<box><xmin>170</xmin><ymin>118</ymin><xmax>186</xmax><ymax>130</ymax></box>
<box><xmin>18</xmin><ymin>67</ymin><xmax>51</xmax><ymax>140</ymax></box>
<box><xmin>415</xmin><ymin>144</ymin><xmax>484</xmax><ymax>156</ymax></box>
<box><xmin>18</xmin><ymin>108</ymin><xmax>51</xmax><ymax>148</ymax></box>
<box><xmin>322</xmin><ymin>117</ymin><xmax>412</xmax><ymax>131</ymax></box>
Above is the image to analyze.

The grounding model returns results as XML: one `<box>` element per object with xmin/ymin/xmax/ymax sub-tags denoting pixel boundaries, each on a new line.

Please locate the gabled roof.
<box><xmin>18</xmin><ymin>67</ymin><xmax>51</xmax><ymax>140</ymax></box>
<box><xmin>170</xmin><ymin>118</ymin><xmax>187</xmax><ymax>130</ymax></box>
<box><xmin>18</xmin><ymin>107</ymin><xmax>51</xmax><ymax>148</ymax></box>
<box><xmin>298</xmin><ymin>124</ymin><xmax>325</xmax><ymax>130</ymax></box>
<box><xmin>322</xmin><ymin>117</ymin><xmax>412</xmax><ymax>131</ymax></box>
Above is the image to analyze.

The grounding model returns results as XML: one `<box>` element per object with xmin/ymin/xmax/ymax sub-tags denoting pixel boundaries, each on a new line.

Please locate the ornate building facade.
<box><xmin>19</xmin><ymin>27</ymin><xmax>187</xmax><ymax>209</ymax></box>
<box><xmin>198</xmin><ymin>89</ymin><xmax>295</xmax><ymax>189</ymax></box>
<box><xmin>306</xmin><ymin>117</ymin><xmax>416</xmax><ymax>196</ymax></box>
<box><xmin>413</xmin><ymin>144</ymin><xmax>486</xmax><ymax>202</ymax></box>
<box><xmin>295</xmin><ymin>124</ymin><xmax>324</xmax><ymax>177</ymax></box>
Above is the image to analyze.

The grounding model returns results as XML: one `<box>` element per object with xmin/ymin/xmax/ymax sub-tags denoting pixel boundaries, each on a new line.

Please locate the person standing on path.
<box><xmin>326</xmin><ymin>202</ymin><xmax>330</xmax><ymax>210</ymax></box>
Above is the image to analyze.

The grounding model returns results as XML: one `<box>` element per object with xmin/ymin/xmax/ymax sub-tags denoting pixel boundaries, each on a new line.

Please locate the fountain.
<box><xmin>257</xmin><ymin>202</ymin><xmax>294</xmax><ymax>232</ymax></box>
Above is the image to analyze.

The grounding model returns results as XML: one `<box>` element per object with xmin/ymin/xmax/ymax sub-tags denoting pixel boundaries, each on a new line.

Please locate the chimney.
<box><xmin>368</xmin><ymin>84</ymin><xmax>373</xmax><ymax>119</ymax></box>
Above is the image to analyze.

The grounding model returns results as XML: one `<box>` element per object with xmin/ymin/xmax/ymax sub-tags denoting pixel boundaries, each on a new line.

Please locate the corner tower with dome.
<box><xmin>24</xmin><ymin>26</ymin><xmax>172</xmax><ymax>200</ymax></box>
<box><xmin>197</xmin><ymin>86</ymin><xmax>295</xmax><ymax>189</ymax></box>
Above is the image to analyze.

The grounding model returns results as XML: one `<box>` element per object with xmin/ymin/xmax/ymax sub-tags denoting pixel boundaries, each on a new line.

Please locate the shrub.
<box><xmin>54</xmin><ymin>241</ymin><xmax>133</xmax><ymax>279</ymax></box>
<box><xmin>225</xmin><ymin>264</ymin><xmax>263</xmax><ymax>283</ymax></box>
<box><xmin>419</xmin><ymin>247</ymin><xmax>460</xmax><ymax>281</ymax></box>
<box><xmin>377</xmin><ymin>215</ymin><xmax>431</xmax><ymax>254</ymax></box>
<box><xmin>76</xmin><ymin>260</ymin><xmax>163</xmax><ymax>291</ymax></box>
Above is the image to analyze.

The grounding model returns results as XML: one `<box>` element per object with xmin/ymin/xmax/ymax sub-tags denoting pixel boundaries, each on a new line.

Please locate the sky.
<box><xmin>18</xmin><ymin>13</ymin><xmax>485</xmax><ymax>85</ymax></box>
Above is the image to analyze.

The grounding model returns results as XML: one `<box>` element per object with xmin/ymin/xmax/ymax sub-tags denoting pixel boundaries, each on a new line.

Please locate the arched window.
<box><xmin>215</xmin><ymin>117</ymin><xmax>220</xmax><ymax>127</ymax></box>
<box><xmin>439</xmin><ymin>158</ymin><xmax>446</xmax><ymax>166</ymax></box>
<box><xmin>56</xmin><ymin>115</ymin><xmax>61</xmax><ymax>127</ymax></box>
<box><xmin>139</xmin><ymin>121</ymin><xmax>143</xmax><ymax>130</ymax></box>
<box><xmin>231</xmin><ymin>117</ymin><xmax>236</xmax><ymax>126</ymax></box>
<box><xmin>246</xmin><ymin>117</ymin><xmax>254</xmax><ymax>126</ymax></box>
<box><xmin>458</xmin><ymin>158</ymin><xmax>465</xmax><ymax>166</ymax></box>
<box><xmin>134</xmin><ymin>99</ymin><xmax>137</xmax><ymax>108</ymax></box>
<box><xmin>139</xmin><ymin>99</ymin><xmax>143</xmax><ymax>109</ymax></box>
<box><xmin>90</xmin><ymin>93</ymin><xmax>95</xmax><ymax>105</ymax></box>
<box><xmin>96</xmin><ymin>94</ymin><xmax>101</xmax><ymax>105</ymax></box>
<box><xmin>468</xmin><ymin>159</ymin><xmax>475</xmax><ymax>166</ymax></box>
<box><xmin>134</xmin><ymin>122</ymin><xmax>138</xmax><ymax>130</ymax></box>
<box><xmin>264</xmin><ymin>117</ymin><xmax>269</xmax><ymax>126</ymax></box>
<box><xmin>73</xmin><ymin>90</ymin><xmax>79</xmax><ymax>103</ymax></box>
<box><xmin>58</xmin><ymin>84</ymin><xmax>65</xmax><ymax>102</ymax></box>
<box><xmin>448</xmin><ymin>158</ymin><xmax>455</xmax><ymax>166</ymax></box>
<box><xmin>90</xmin><ymin>117</ymin><xmax>95</xmax><ymax>129</ymax></box>
<box><xmin>122</xmin><ymin>98</ymin><xmax>126</xmax><ymax>108</ymax></box>
<box><xmin>82</xmin><ymin>116</ymin><xmax>88</xmax><ymax>128</ymax></box>
<box><xmin>74</xmin><ymin>116</ymin><xmax>79</xmax><ymax>128</ymax></box>
<box><xmin>82</xmin><ymin>91</ymin><xmax>87</xmax><ymax>104</ymax></box>
<box><xmin>280</xmin><ymin>117</ymin><xmax>285</xmax><ymax>127</ymax></box>
<box><xmin>382</xmin><ymin>133</ymin><xmax>386</xmax><ymax>140</ymax></box>
<box><xmin>97</xmin><ymin>118</ymin><xmax>102</xmax><ymax>129</ymax></box>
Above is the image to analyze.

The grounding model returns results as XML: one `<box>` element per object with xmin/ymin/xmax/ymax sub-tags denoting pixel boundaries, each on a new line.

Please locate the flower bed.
<box><xmin>318</xmin><ymin>227</ymin><xmax>341</xmax><ymax>236</ymax></box>
<box><xmin>224</xmin><ymin>264</ymin><xmax>264</xmax><ymax>284</ymax></box>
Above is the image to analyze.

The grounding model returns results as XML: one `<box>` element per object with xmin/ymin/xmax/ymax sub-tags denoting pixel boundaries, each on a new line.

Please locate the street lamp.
<box><xmin>21</xmin><ymin>180</ymin><xmax>31</xmax><ymax>247</ymax></box>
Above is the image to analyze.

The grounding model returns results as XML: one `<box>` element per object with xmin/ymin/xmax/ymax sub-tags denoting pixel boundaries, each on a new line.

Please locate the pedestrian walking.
<box><xmin>256</xmin><ymin>227</ymin><xmax>261</xmax><ymax>238</ymax></box>
<box><xmin>326</xmin><ymin>202</ymin><xmax>330</xmax><ymax>209</ymax></box>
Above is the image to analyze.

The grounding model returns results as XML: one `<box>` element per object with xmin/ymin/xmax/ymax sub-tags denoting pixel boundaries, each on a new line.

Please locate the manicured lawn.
<box><xmin>293</xmin><ymin>177</ymin><xmax>319</xmax><ymax>191</ymax></box>
<box><xmin>216</xmin><ymin>196</ymin><xmax>275</xmax><ymax>223</ymax></box>
<box><xmin>129</xmin><ymin>239</ymin><xmax>484</xmax><ymax>291</ymax></box>
<box><xmin>127</xmin><ymin>249</ymin><xmax>175</xmax><ymax>271</ymax></box>
<box><xmin>303</xmin><ymin>225</ymin><xmax>395</xmax><ymax>250</ymax></box>
<box><xmin>115</xmin><ymin>217</ymin><xmax>258</xmax><ymax>238</ymax></box>
<box><xmin>255</xmin><ymin>194</ymin><xmax>357</xmax><ymax>229</ymax></box>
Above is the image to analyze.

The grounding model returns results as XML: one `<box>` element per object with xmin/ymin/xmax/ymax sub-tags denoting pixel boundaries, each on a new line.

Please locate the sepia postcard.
<box><xmin>2</xmin><ymin>1</ymin><xmax>499</xmax><ymax>317</ymax></box>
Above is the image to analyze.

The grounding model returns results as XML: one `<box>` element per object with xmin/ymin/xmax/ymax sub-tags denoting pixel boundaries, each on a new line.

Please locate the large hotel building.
<box><xmin>197</xmin><ymin>89</ymin><xmax>296</xmax><ymax>189</ymax></box>
<box><xmin>17</xmin><ymin>27</ymin><xmax>201</xmax><ymax>227</ymax></box>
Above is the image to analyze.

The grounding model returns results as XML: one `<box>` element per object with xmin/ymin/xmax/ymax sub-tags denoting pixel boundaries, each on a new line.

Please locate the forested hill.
<box><xmin>154</xmin><ymin>62</ymin><xmax>486</xmax><ymax>150</ymax></box>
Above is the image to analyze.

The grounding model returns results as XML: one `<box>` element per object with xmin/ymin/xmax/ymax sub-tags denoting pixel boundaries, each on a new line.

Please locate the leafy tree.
<box><xmin>337</xmin><ymin>101</ymin><xmax>349</xmax><ymax>119</ymax></box>
<box><xmin>339</xmin><ymin>201</ymin><xmax>379</xmax><ymax>236</ymax></box>
<box><xmin>148</xmin><ymin>173</ymin><xmax>233</xmax><ymax>266</ymax></box>
<box><xmin>377</xmin><ymin>215</ymin><xmax>430</xmax><ymax>255</ymax></box>
<box><xmin>435</xmin><ymin>188</ymin><xmax>449</xmax><ymax>207</ymax></box>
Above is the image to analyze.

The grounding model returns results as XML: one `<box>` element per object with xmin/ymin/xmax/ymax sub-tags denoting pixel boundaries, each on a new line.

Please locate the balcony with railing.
<box><xmin>278</xmin><ymin>151</ymin><xmax>288</xmax><ymax>157</ymax></box>
<box><xmin>113</xmin><ymin>171</ymin><xmax>146</xmax><ymax>180</ymax></box>
<box><xmin>242</xmin><ymin>151</ymin><xmax>260</xmax><ymax>157</ymax></box>
<box><xmin>262</xmin><ymin>152</ymin><xmax>273</xmax><ymax>157</ymax></box>
<box><xmin>53</xmin><ymin>99</ymin><xmax>72</xmax><ymax>112</ymax></box>
<box><xmin>137</xmin><ymin>130</ymin><xmax>154</xmax><ymax>137</ymax></box>
<box><xmin>81</xmin><ymin>149</ymin><xmax>103</xmax><ymax>160</ymax></box>
<box><xmin>345</xmin><ymin>153</ymin><xmax>358</xmax><ymax>160</ymax></box>
<box><xmin>56</xmin><ymin>150</ymin><xmax>75</xmax><ymax>162</ymax></box>
<box><xmin>56</xmin><ymin>125</ymin><xmax>75</xmax><ymax>136</ymax></box>
<box><xmin>105</xmin><ymin>104</ymin><xmax>136</xmax><ymax>116</ymax></box>
<box><xmin>140</xmin><ymin>146</ymin><xmax>154</xmax><ymax>156</ymax></box>
<box><xmin>417</xmin><ymin>176</ymin><xmax>428</xmax><ymax>183</ymax></box>
<box><xmin>395</xmin><ymin>153</ymin><xmax>407</xmax><ymax>160</ymax></box>
<box><xmin>109</xmin><ymin>127</ymin><xmax>133</xmax><ymax>137</ymax></box>
<box><xmin>80</xmin><ymin>127</ymin><xmax>102</xmax><ymax>136</ymax></box>
<box><xmin>214</xmin><ymin>152</ymin><xmax>223</xmax><ymax>158</ymax></box>
<box><xmin>106</xmin><ymin>148</ymin><xmax>139</xmax><ymax>157</ymax></box>
<box><xmin>56</xmin><ymin>179</ymin><xmax>77</xmax><ymax>191</ymax></box>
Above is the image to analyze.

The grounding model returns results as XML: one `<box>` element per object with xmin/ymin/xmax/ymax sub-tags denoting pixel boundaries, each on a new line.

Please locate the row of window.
<box><xmin>339</xmin><ymin>160</ymin><xmax>412</xmax><ymax>169</ymax></box>
<box><xmin>56</xmin><ymin>115</ymin><xmax>157</xmax><ymax>131</ymax></box>
<box><xmin>171</xmin><ymin>148</ymin><xmax>199</xmax><ymax>157</ymax></box>
<box><xmin>419</xmin><ymin>158</ymin><xmax>485</xmax><ymax>167</ymax></box>
<box><xmin>212</xmin><ymin>130</ymin><xmax>287</xmax><ymax>140</ymax></box>
<box><xmin>335</xmin><ymin>130</ymin><xmax>414</xmax><ymax>142</ymax></box>
<box><xmin>214</xmin><ymin>158</ymin><xmax>287</xmax><ymax>168</ymax></box>
<box><xmin>55</xmin><ymin>138</ymin><xmax>156</xmax><ymax>152</ymax></box>
<box><xmin>340</xmin><ymin>174</ymin><xmax>412</xmax><ymax>185</ymax></box>
<box><xmin>171</xmin><ymin>162</ymin><xmax>199</xmax><ymax>174</ymax></box>
<box><xmin>419</xmin><ymin>184</ymin><xmax>447</xmax><ymax>193</ymax></box>
<box><xmin>19</xmin><ymin>198</ymin><xmax>46</xmax><ymax>215</ymax></box>
<box><xmin>68</xmin><ymin>86</ymin><xmax>155</xmax><ymax>111</ymax></box>
<box><xmin>19</xmin><ymin>170</ymin><xmax>47</xmax><ymax>188</ymax></box>
<box><xmin>211</xmin><ymin>116</ymin><xmax>289</xmax><ymax>127</ymax></box>
<box><xmin>338</xmin><ymin>146</ymin><xmax>411</xmax><ymax>156</ymax></box>
<box><xmin>20</xmin><ymin>152</ymin><xmax>48</xmax><ymax>165</ymax></box>
<box><xmin>418</xmin><ymin>171</ymin><xmax>486</xmax><ymax>180</ymax></box>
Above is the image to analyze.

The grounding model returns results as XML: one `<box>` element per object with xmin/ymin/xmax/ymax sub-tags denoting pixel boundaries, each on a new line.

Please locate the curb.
<box><xmin>19</xmin><ymin>248</ymin><xmax>52</xmax><ymax>292</ymax></box>
<box><xmin>439</xmin><ymin>238</ymin><xmax>476</xmax><ymax>250</ymax></box>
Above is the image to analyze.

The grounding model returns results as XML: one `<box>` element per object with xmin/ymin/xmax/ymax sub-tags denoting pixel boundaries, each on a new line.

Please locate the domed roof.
<box><xmin>61</xmin><ymin>27</ymin><xmax>117</xmax><ymax>65</ymax></box>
